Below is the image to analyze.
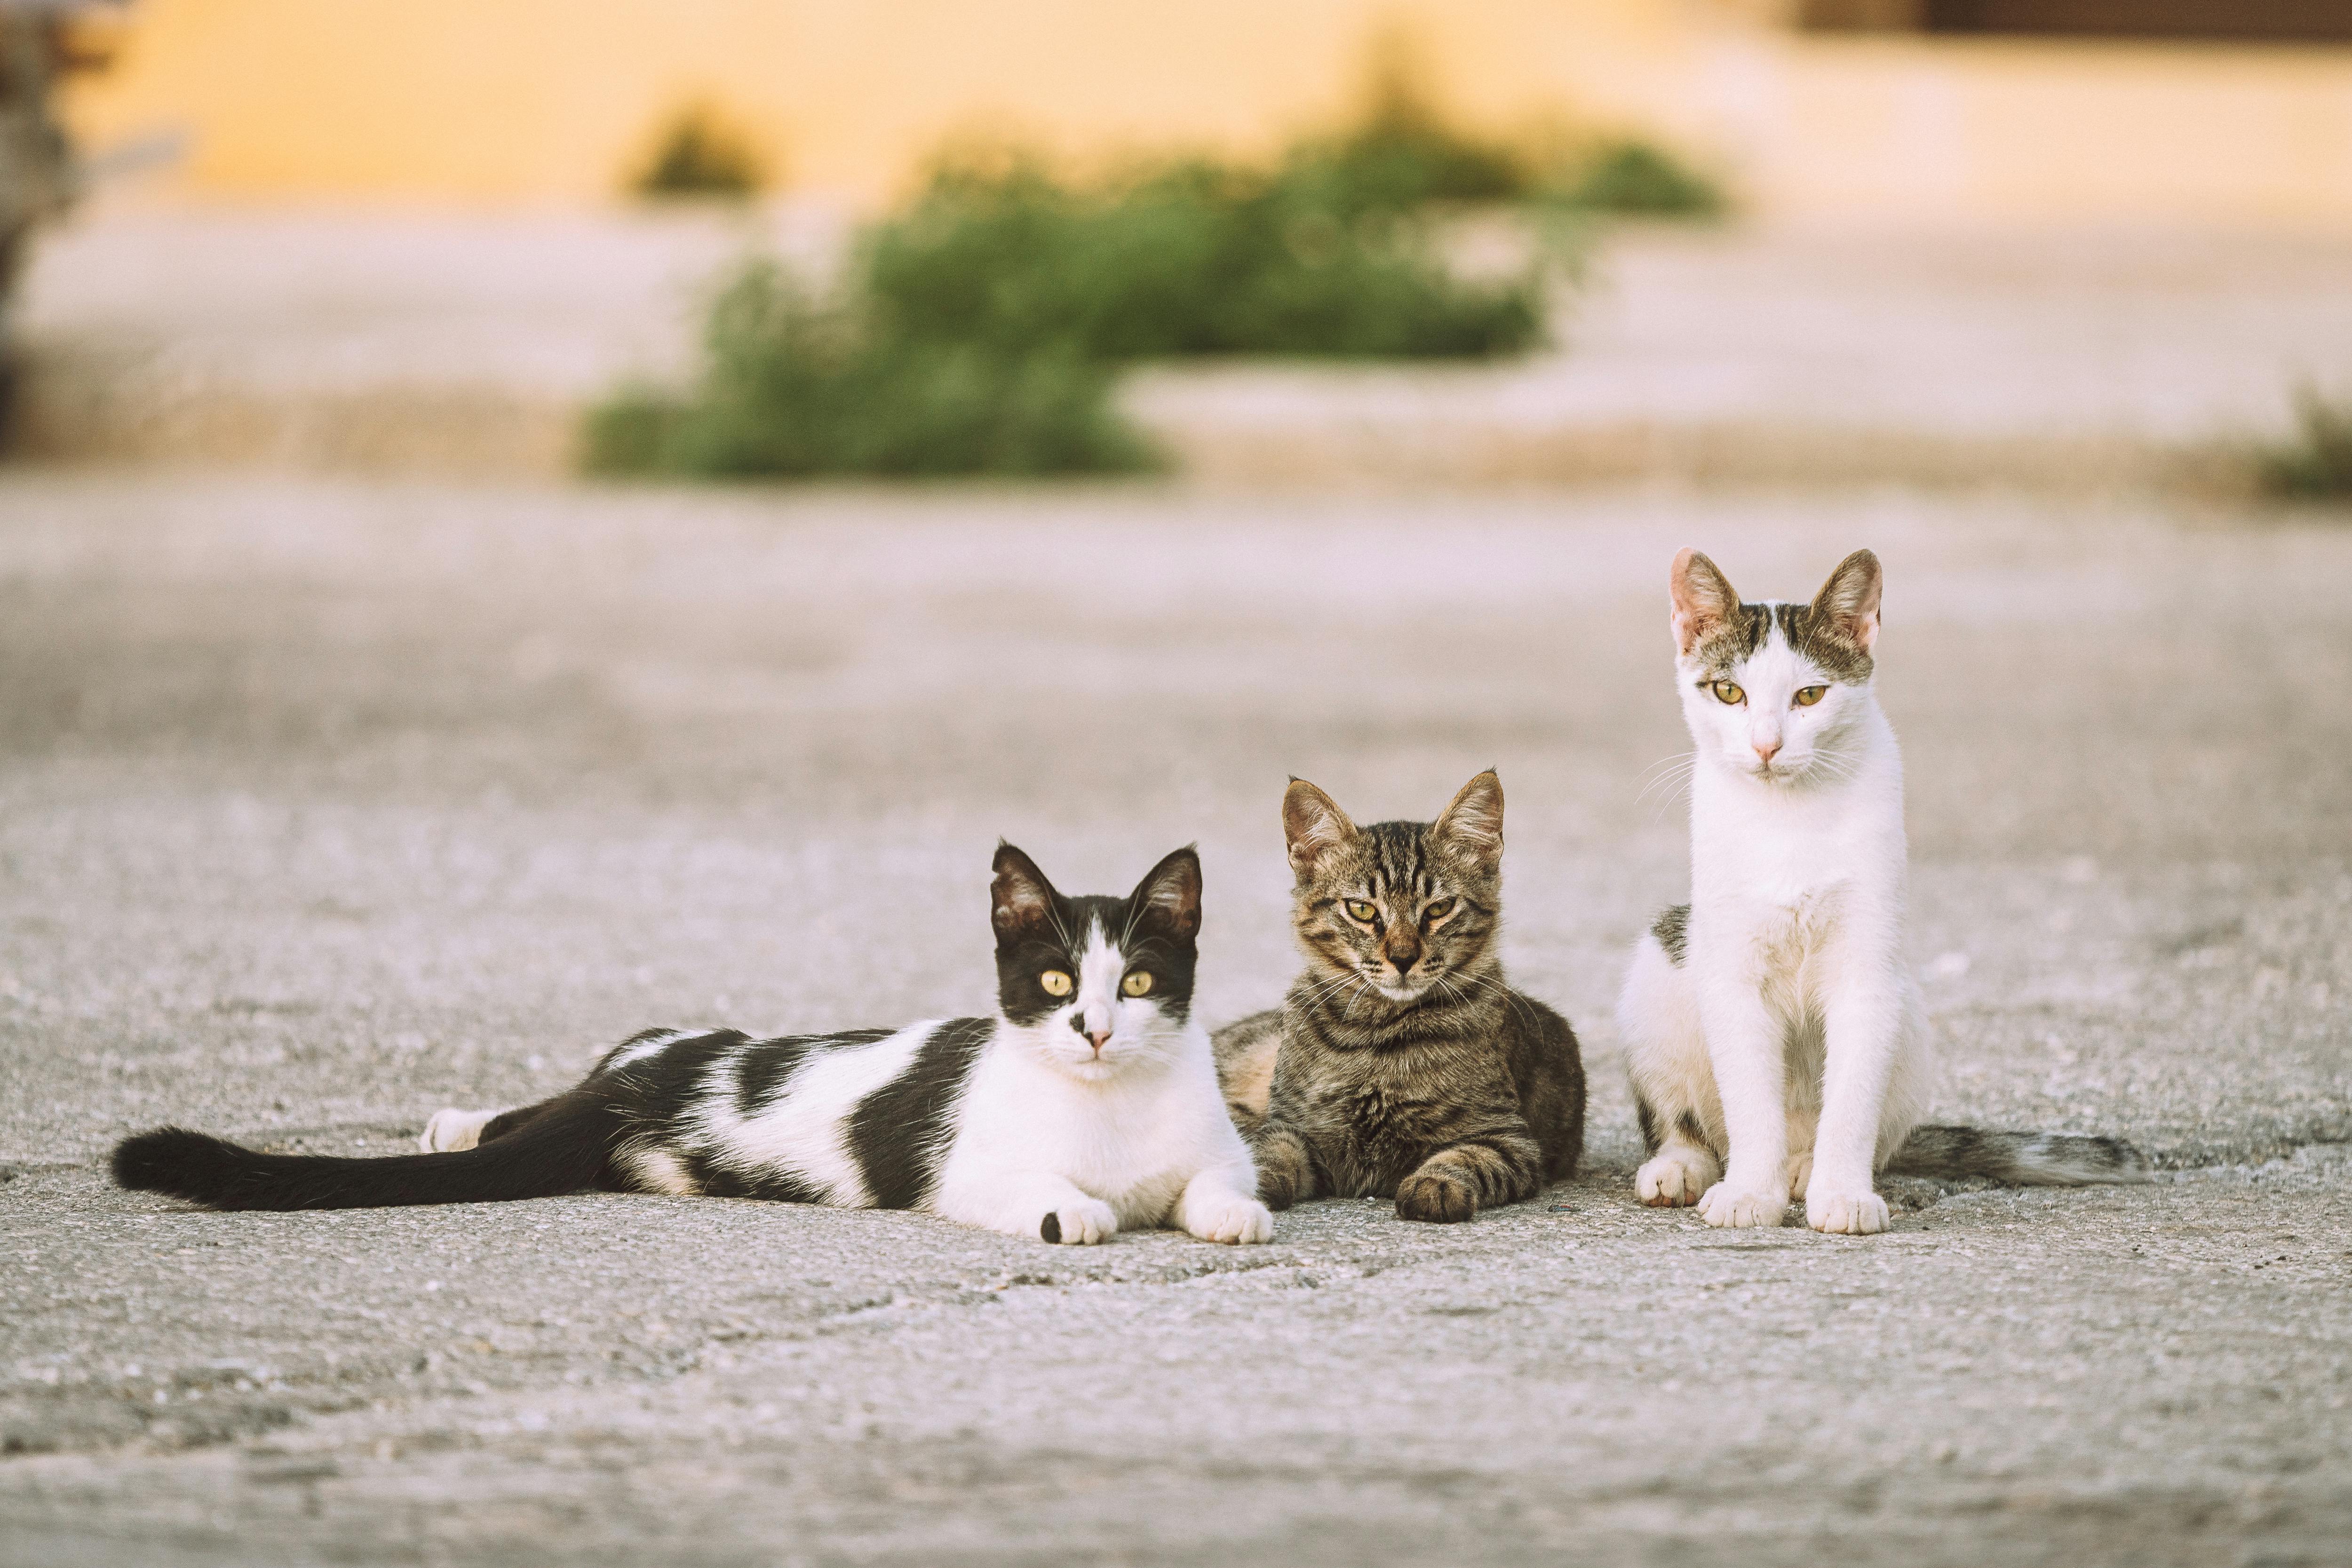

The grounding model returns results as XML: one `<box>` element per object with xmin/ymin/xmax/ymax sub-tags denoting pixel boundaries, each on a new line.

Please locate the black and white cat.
<box><xmin>113</xmin><ymin>845</ymin><xmax>1274</xmax><ymax>1247</ymax></box>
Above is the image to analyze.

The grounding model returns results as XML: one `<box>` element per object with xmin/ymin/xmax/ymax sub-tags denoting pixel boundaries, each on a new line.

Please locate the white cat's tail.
<box><xmin>1885</xmin><ymin>1124</ymin><xmax>2146</xmax><ymax>1186</ymax></box>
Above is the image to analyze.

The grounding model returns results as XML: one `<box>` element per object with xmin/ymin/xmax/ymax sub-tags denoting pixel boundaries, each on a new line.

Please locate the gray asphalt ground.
<box><xmin>1</xmin><ymin>473</ymin><xmax>2348</xmax><ymax>1566</ymax></box>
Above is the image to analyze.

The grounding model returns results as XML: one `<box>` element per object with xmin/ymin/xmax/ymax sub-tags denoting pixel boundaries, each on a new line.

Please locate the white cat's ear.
<box><xmin>990</xmin><ymin>843</ymin><xmax>1059</xmax><ymax>942</ymax></box>
<box><xmin>1669</xmin><ymin>548</ymin><xmax>1741</xmax><ymax>656</ymax></box>
<box><xmin>1811</xmin><ymin>549</ymin><xmax>1883</xmax><ymax>653</ymax></box>
<box><xmin>1282</xmin><ymin>779</ymin><xmax>1358</xmax><ymax>879</ymax></box>
<box><xmin>1128</xmin><ymin>846</ymin><xmax>1202</xmax><ymax>939</ymax></box>
<box><xmin>1433</xmin><ymin>770</ymin><xmax>1504</xmax><ymax>871</ymax></box>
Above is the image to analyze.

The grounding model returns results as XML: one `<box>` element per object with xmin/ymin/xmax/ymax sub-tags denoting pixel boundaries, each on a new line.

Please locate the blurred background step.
<box><xmin>8</xmin><ymin>203</ymin><xmax>2350</xmax><ymax>489</ymax></box>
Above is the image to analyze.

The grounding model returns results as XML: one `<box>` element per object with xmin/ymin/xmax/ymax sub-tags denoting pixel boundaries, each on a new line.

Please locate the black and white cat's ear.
<box><xmin>1128</xmin><ymin>845</ymin><xmax>1202</xmax><ymax>940</ymax></box>
<box><xmin>1669</xmin><ymin>547</ymin><xmax>1742</xmax><ymax>657</ymax></box>
<box><xmin>1282</xmin><ymin>779</ymin><xmax>1359</xmax><ymax>879</ymax></box>
<box><xmin>990</xmin><ymin>842</ymin><xmax>1060</xmax><ymax>944</ymax></box>
<box><xmin>1433</xmin><ymin>769</ymin><xmax>1504</xmax><ymax>872</ymax></box>
<box><xmin>1810</xmin><ymin>549</ymin><xmax>1883</xmax><ymax>653</ymax></box>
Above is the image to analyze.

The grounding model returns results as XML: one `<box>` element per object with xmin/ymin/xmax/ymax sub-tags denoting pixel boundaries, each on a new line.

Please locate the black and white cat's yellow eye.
<box><xmin>1711</xmin><ymin>680</ymin><xmax>1745</xmax><ymax>706</ymax></box>
<box><xmin>1343</xmin><ymin>899</ymin><xmax>1379</xmax><ymax>923</ymax></box>
<box><xmin>1039</xmin><ymin>970</ymin><xmax>1073</xmax><ymax>997</ymax></box>
<box><xmin>1120</xmin><ymin>971</ymin><xmax>1154</xmax><ymax>998</ymax></box>
<box><xmin>1422</xmin><ymin>897</ymin><xmax>1457</xmax><ymax>925</ymax></box>
<box><xmin>1793</xmin><ymin>685</ymin><xmax>1828</xmax><ymax>708</ymax></box>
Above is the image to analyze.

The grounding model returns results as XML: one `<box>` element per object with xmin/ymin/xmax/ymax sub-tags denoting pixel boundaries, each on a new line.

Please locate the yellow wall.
<box><xmin>61</xmin><ymin>0</ymin><xmax>2352</xmax><ymax>227</ymax></box>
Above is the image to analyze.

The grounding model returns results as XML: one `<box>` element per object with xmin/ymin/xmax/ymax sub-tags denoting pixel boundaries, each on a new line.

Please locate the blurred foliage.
<box><xmin>591</xmin><ymin>54</ymin><xmax>1724</xmax><ymax>478</ymax></box>
<box><xmin>583</xmin><ymin>263</ymin><xmax>1151</xmax><ymax>477</ymax></box>
<box><xmin>1547</xmin><ymin>139</ymin><xmax>1726</xmax><ymax>219</ymax></box>
<box><xmin>631</xmin><ymin>105</ymin><xmax>767</xmax><ymax>200</ymax></box>
<box><xmin>859</xmin><ymin>152</ymin><xmax>1548</xmax><ymax>362</ymax></box>
<box><xmin>2257</xmin><ymin>386</ymin><xmax>2352</xmax><ymax>501</ymax></box>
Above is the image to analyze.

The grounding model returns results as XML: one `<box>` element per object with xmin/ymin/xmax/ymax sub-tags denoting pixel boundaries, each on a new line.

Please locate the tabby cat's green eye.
<box><xmin>1711</xmin><ymin>680</ymin><xmax>1745</xmax><ymax>706</ymax></box>
<box><xmin>1120</xmin><ymin>971</ymin><xmax>1153</xmax><ymax>998</ymax></box>
<box><xmin>1343</xmin><ymin>899</ymin><xmax>1379</xmax><ymax>923</ymax></box>
<box><xmin>1423</xmin><ymin>897</ymin><xmax>1456</xmax><ymax>924</ymax></box>
<box><xmin>1794</xmin><ymin>685</ymin><xmax>1828</xmax><ymax>707</ymax></box>
<box><xmin>1039</xmin><ymin>970</ymin><xmax>1073</xmax><ymax>997</ymax></box>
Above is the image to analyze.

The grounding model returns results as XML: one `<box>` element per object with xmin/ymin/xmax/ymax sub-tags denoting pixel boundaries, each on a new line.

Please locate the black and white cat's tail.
<box><xmin>111</xmin><ymin>1091</ymin><xmax>620</xmax><ymax>1211</ymax></box>
<box><xmin>1885</xmin><ymin>1124</ymin><xmax>2146</xmax><ymax>1186</ymax></box>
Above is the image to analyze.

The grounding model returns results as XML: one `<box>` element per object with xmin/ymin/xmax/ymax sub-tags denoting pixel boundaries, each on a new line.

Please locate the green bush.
<box><xmin>583</xmin><ymin>264</ymin><xmax>1152</xmax><ymax>478</ymax></box>
<box><xmin>590</xmin><ymin>72</ymin><xmax>1734</xmax><ymax>479</ymax></box>
<box><xmin>1281</xmin><ymin>51</ymin><xmax>1532</xmax><ymax>216</ymax></box>
<box><xmin>2258</xmin><ymin>386</ymin><xmax>2352</xmax><ymax>501</ymax></box>
<box><xmin>1549</xmin><ymin>139</ymin><xmax>1725</xmax><ymax>218</ymax></box>
<box><xmin>631</xmin><ymin>106</ymin><xmax>766</xmax><ymax>200</ymax></box>
<box><xmin>589</xmin><ymin>145</ymin><xmax>1557</xmax><ymax>479</ymax></box>
<box><xmin>860</xmin><ymin>154</ymin><xmax>1547</xmax><ymax>362</ymax></box>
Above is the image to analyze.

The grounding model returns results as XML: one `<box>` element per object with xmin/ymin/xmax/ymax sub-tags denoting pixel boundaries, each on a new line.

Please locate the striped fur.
<box><xmin>1213</xmin><ymin>771</ymin><xmax>1585</xmax><ymax>1224</ymax></box>
<box><xmin>112</xmin><ymin>845</ymin><xmax>1273</xmax><ymax>1247</ymax></box>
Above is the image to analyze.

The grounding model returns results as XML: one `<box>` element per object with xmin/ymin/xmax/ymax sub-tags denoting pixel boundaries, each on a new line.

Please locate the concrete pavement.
<box><xmin>1</xmin><ymin>474</ymin><xmax>2347</xmax><ymax>1564</ymax></box>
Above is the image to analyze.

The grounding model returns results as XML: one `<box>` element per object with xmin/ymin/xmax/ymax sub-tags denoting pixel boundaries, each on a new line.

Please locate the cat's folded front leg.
<box><xmin>1396</xmin><ymin>1126</ymin><xmax>1544</xmax><ymax>1224</ymax></box>
<box><xmin>933</xmin><ymin>1172</ymin><xmax>1120</xmax><ymax>1246</ymax></box>
<box><xmin>1247</xmin><ymin>1119</ymin><xmax>1319</xmax><ymax>1211</ymax></box>
<box><xmin>1177</xmin><ymin>1162</ymin><xmax>1275</xmax><ymax>1245</ymax></box>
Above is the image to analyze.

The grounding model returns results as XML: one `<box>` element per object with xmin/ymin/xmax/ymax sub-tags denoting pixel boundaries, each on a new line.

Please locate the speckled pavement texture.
<box><xmin>2</xmin><ymin>474</ymin><xmax>2347</xmax><ymax>1566</ymax></box>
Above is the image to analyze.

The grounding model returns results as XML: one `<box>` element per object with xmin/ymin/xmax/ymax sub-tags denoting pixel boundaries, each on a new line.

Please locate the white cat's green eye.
<box><xmin>1039</xmin><ymin>970</ymin><xmax>1073</xmax><ymax>997</ymax></box>
<box><xmin>1794</xmin><ymin>685</ymin><xmax>1828</xmax><ymax>707</ymax></box>
<box><xmin>1711</xmin><ymin>680</ymin><xmax>1745</xmax><ymax>706</ymax></box>
<box><xmin>1423</xmin><ymin>898</ymin><xmax>1456</xmax><ymax>924</ymax></box>
<box><xmin>1120</xmin><ymin>971</ymin><xmax>1153</xmax><ymax>998</ymax></box>
<box><xmin>1343</xmin><ymin>899</ymin><xmax>1379</xmax><ymax>923</ymax></box>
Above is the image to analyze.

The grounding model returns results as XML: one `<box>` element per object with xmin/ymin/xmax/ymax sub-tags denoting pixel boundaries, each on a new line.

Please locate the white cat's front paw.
<box><xmin>419</xmin><ymin>1108</ymin><xmax>494</xmax><ymax>1153</ymax></box>
<box><xmin>1698</xmin><ymin>1183</ymin><xmax>1788</xmax><ymax>1229</ymax></box>
<box><xmin>1636</xmin><ymin>1151</ymin><xmax>1715</xmax><ymax>1207</ymax></box>
<box><xmin>1804</xmin><ymin>1186</ymin><xmax>1890</xmax><ymax>1235</ymax></box>
<box><xmin>1185</xmin><ymin>1193</ymin><xmax>1275</xmax><ymax>1246</ymax></box>
<box><xmin>1040</xmin><ymin>1198</ymin><xmax>1118</xmax><ymax>1246</ymax></box>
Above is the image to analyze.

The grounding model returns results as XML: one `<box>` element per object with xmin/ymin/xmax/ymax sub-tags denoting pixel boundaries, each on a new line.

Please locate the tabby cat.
<box><xmin>113</xmin><ymin>844</ymin><xmax>1274</xmax><ymax>1247</ymax></box>
<box><xmin>1213</xmin><ymin>771</ymin><xmax>1585</xmax><ymax>1224</ymax></box>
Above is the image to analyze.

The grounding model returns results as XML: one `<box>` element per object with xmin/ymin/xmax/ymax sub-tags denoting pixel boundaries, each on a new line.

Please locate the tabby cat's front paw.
<box><xmin>1697</xmin><ymin>1183</ymin><xmax>1787</xmax><ymax>1229</ymax></box>
<box><xmin>1185</xmin><ymin>1193</ymin><xmax>1275</xmax><ymax>1246</ymax></box>
<box><xmin>1804</xmin><ymin>1186</ymin><xmax>1889</xmax><ymax>1236</ymax></box>
<box><xmin>1039</xmin><ymin>1198</ymin><xmax>1118</xmax><ymax>1246</ymax></box>
<box><xmin>1254</xmin><ymin>1165</ymin><xmax>1300</xmax><ymax>1211</ymax></box>
<box><xmin>1395</xmin><ymin>1170</ymin><xmax>1478</xmax><ymax>1224</ymax></box>
<box><xmin>1784</xmin><ymin>1151</ymin><xmax>1815</xmax><ymax>1202</ymax></box>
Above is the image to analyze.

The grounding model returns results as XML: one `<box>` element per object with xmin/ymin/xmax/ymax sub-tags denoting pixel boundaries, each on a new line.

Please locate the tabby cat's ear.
<box><xmin>1282</xmin><ymin>779</ymin><xmax>1358</xmax><ymax>880</ymax></box>
<box><xmin>1809</xmin><ymin>549</ymin><xmax>1883</xmax><ymax>654</ymax></box>
<box><xmin>1127</xmin><ymin>846</ymin><xmax>1202</xmax><ymax>940</ymax></box>
<box><xmin>990</xmin><ymin>843</ymin><xmax>1060</xmax><ymax>944</ymax></box>
<box><xmin>1669</xmin><ymin>548</ymin><xmax>1742</xmax><ymax>657</ymax></box>
<box><xmin>1433</xmin><ymin>770</ymin><xmax>1504</xmax><ymax>872</ymax></box>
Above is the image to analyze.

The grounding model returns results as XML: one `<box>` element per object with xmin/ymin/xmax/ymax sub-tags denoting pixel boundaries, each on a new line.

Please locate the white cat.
<box><xmin>1618</xmin><ymin>549</ymin><xmax>2140</xmax><ymax>1236</ymax></box>
<box><xmin>115</xmin><ymin>845</ymin><xmax>1275</xmax><ymax>1248</ymax></box>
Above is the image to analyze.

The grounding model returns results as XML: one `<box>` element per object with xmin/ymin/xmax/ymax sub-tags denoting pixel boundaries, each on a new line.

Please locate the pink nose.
<box><xmin>1753</xmin><ymin>737</ymin><xmax>1781</xmax><ymax>764</ymax></box>
<box><xmin>1087</xmin><ymin>1031</ymin><xmax>1112</xmax><ymax>1053</ymax></box>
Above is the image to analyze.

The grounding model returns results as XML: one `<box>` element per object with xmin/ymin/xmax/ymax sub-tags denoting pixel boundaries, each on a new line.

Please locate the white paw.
<box><xmin>1040</xmin><ymin>1198</ymin><xmax>1118</xmax><ymax>1246</ymax></box>
<box><xmin>1698</xmin><ymin>1183</ymin><xmax>1788</xmax><ymax>1229</ymax></box>
<box><xmin>1805</xmin><ymin>1187</ymin><xmax>1890</xmax><ymax>1235</ymax></box>
<box><xmin>419</xmin><ymin>1108</ymin><xmax>495</xmax><ymax>1153</ymax></box>
<box><xmin>1636</xmin><ymin>1151</ymin><xmax>1715</xmax><ymax>1208</ymax></box>
<box><xmin>1785</xmin><ymin>1150</ymin><xmax>1815</xmax><ymax>1202</ymax></box>
<box><xmin>1185</xmin><ymin>1193</ymin><xmax>1275</xmax><ymax>1246</ymax></box>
